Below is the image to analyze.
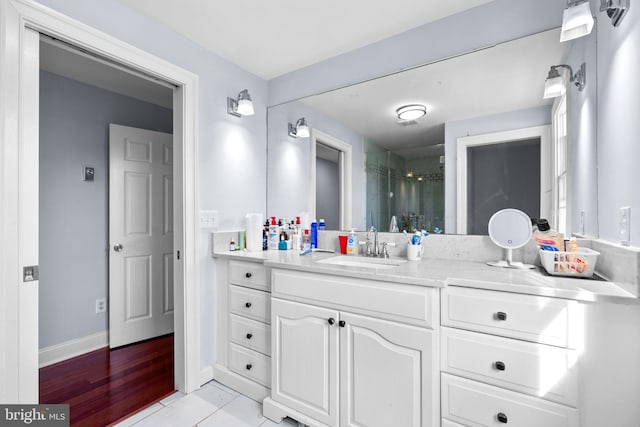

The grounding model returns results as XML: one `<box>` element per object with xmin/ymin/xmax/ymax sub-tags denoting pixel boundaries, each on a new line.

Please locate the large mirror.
<box><xmin>267</xmin><ymin>27</ymin><xmax>597</xmax><ymax>236</ymax></box>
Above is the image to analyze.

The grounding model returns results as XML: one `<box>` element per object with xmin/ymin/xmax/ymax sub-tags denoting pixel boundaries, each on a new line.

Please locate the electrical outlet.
<box><xmin>620</xmin><ymin>207</ymin><xmax>631</xmax><ymax>246</ymax></box>
<box><xmin>199</xmin><ymin>210</ymin><xmax>219</xmax><ymax>230</ymax></box>
<box><xmin>580</xmin><ymin>210</ymin><xmax>585</xmax><ymax>235</ymax></box>
<box><xmin>96</xmin><ymin>298</ymin><xmax>107</xmax><ymax>314</ymax></box>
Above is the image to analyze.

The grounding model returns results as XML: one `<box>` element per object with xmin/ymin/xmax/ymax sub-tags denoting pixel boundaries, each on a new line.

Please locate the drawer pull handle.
<box><xmin>339</xmin><ymin>320</ymin><xmax>346</xmax><ymax>327</ymax></box>
<box><xmin>246</xmin><ymin>363</ymin><xmax>252</xmax><ymax>370</ymax></box>
<box><xmin>495</xmin><ymin>311</ymin><xmax>507</xmax><ymax>321</ymax></box>
<box><xmin>328</xmin><ymin>317</ymin><xmax>335</xmax><ymax>325</ymax></box>
<box><xmin>497</xmin><ymin>412</ymin><xmax>508</xmax><ymax>423</ymax></box>
<box><xmin>245</xmin><ymin>272</ymin><xmax>252</xmax><ymax>278</ymax></box>
<box><xmin>245</xmin><ymin>302</ymin><xmax>252</xmax><ymax>308</ymax></box>
<box><xmin>494</xmin><ymin>361</ymin><xmax>506</xmax><ymax>371</ymax></box>
<box><xmin>246</xmin><ymin>333</ymin><xmax>253</xmax><ymax>340</ymax></box>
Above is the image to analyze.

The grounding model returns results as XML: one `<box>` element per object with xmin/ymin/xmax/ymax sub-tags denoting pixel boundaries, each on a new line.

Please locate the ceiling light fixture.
<box><xmin>288</xmin><ymin>117</ymin><xmax>310</xmax><ymax>138</ymax></box>
<box><xmin>396</xmin><ymin>104</ymin><xmax>427</xmax><ymax>121</ymax></box>
<box><xmin>560</xmin><ymin>1</ymin><xmax>594</xmax><ymax>42</ymax></box>
<box><xmin>600</xmin><ymin>0</ymin><xmax>630</xmax><ymax>27</ymax></box>
<box><xmin>227</xmin><ymin>89</ymin><xmax>255</xmax><ymax>117</ymax></box>
<box><xmin>543</xmin><ymin>63</ymin><xmax>586</xmax><ymax>99</ymax></box>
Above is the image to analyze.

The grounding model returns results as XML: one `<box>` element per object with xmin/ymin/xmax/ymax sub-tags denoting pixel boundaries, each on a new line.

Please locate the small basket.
<box><xmin>539</xmin><ymin>247</ymin><xmax>600</xmax><ymax>278</ymax></box>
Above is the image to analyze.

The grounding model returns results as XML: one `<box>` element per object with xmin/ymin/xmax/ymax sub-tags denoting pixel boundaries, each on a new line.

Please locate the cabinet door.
<box><xmin>340</xmin><ymin>312</ymin><xmax>437</xmax><ymax>427</ymax></box>
<box><xmin>271</xmin><ymin>298</ymin><xmax>339</xmax><ymax>426</ymax></box>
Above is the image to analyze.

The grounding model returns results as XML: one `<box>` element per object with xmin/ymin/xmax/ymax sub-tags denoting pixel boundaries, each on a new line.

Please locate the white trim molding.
<box><xmin>456</xmin><ymin>125</ymin><xmax>551</xmax><ymax>234</ymax></box>
<box><xmin>0</xmin><ymin>0</ymin><xmax>200</xmax><ymax>402</ymax></box>
<box><xmin>39</xmin><ymin>332</ymin><xmax>109</xmax><ymax>368</ymax></box>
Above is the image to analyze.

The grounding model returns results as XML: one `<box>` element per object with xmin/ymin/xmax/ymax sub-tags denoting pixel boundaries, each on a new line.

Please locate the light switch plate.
<box><xmin>580</xmin><ymin>210</ymin><xmax>585</xmax><ymax>235</ymax></box>
<box><xmin>200</xmin><ymin>210</ymin><xmax>219</xmax><ymax>230</ymax></box>
<box><xmin>620</xmin><ymin>206</ymin><xmax>631</xmax><ymax>246</ymax></box>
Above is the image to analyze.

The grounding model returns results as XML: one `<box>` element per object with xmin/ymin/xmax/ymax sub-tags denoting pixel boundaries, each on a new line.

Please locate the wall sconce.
<box><xmin>227</xmin><ymin>89</ymin><xmax>255</xmax><ymax>117</ymax></box>
<box><xmin>600</xmin><ymin>0</ymin><xmax>630</xmax><ymax>27</ymax></box>
<box><xmin>560</xmin><ymin>0</ymin><xmax>594</xmax><ymax>42</ymax></box>
<box><xmin>288</xmin><ymin>117</ymin><xmax>310</xmax><ymax>138</ymax></box>
<box><xmin>543</xmin><ymin>63</ymin><xmax>586</xmax><ymax>99</ymax></box>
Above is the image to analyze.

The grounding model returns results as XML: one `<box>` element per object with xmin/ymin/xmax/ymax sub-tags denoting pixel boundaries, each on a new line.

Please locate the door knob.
<box><xmin>114</xmin><ymin>243</ymin><xmax>123</xmax><ymax>252</ymax></box>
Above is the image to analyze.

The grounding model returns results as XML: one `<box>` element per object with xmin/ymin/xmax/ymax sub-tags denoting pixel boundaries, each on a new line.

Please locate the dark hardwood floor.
<box><xmin>39</xmin><ymin>334</ymin><xmax>175</xmax><ymax>427</ymax></box>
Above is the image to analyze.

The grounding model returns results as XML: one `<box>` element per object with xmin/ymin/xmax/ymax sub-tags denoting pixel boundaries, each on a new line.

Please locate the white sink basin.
<box><xmin>317</xmin><ymin>255</ymin><xmax>406</xmax><ymax>270</ymax></box>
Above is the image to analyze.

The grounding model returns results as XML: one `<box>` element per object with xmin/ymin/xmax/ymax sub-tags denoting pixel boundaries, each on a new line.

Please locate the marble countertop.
<box><xmin>213</xmin><ymin>249</ymin><xmax>638</xmax><ymax>303</ymax></box>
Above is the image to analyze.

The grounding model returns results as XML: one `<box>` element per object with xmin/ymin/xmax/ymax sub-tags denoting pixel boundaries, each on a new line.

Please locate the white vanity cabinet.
<box><xmin>440</xmin><ymin>286</ymin><xmax>581</xmax><ymax>427</ymax></box>
<box><xmin>263</xmin><ymin>268</ymin><xmax>439</xmax><ymax>427</ymax></box>
<box><xmin>214</xmin><ymin>259</ymin><xmax>271</xmax><ymax>401</ymax></box>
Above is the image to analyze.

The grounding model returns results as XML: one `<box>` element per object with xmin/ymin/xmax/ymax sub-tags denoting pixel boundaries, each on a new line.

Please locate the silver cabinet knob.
<box><xmin>114</xmin><ymin>243</ymin><xmax>123</xmax><ymax>252</ymax></box>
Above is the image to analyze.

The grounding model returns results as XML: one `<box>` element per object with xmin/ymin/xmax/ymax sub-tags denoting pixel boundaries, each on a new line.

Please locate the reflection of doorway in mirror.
<box><xmin>316</xmin><ymin>143</ymin><xmax>340</xmax><ymax>230</ymax></box>
<box><xmin>456</xmin><ymin>126</ymin><xmax>551</xmax><ymax>235</ymax></box>
<box><xmin>310</xmin><ymin>129</ymin><xmax>352</xmax><ymax>230</ymax></box>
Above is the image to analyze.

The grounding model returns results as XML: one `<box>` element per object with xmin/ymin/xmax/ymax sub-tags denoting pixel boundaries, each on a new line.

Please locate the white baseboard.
<box><xmin>39</xmin><ymin>331</ymin><xmax>109</xmax><ymax>367</ymax></box>
<box><xmin>200</xmin><ymin>365</ymin><xmax>214</xmax><ymax>386</ymax></box>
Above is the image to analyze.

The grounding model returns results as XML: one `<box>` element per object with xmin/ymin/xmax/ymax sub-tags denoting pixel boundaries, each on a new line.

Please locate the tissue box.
<box><xmin>539</xmin><ymin>247</ymin><xmax>600</xmax><ymax>278</ymax></box>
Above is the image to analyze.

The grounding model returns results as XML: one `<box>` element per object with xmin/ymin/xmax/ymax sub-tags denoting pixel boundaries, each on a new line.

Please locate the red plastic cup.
<box><xmin>338</xmin><ymin>235</ymin><xmax>348</xmax><ymax>254</ymax></box>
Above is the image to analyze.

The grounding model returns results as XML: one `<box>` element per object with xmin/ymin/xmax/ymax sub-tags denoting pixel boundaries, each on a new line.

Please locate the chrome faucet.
<box><xmin>369</xmin><ymin>226</ymin><xmax>379</xmax><ymax>257</ymax></box>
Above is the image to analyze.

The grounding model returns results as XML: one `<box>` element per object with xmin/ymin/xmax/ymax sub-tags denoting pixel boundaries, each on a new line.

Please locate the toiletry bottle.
<box><xmin>229</xmin><ymin>239</ymin><xmax>236</xmax><ymax>251</ymax></box>
<box><xmin>566</xmin><ymin>237</ymin><xmax>579</xmax><ymax>262</ymax></box>
<box><xmin>268</xmin><ymin>216</ymin><xmax>279</xmax><ymax>250</ymax></box>
<box><xmin>319</xmin><ymin>219</ymin><xmax>326</xmax><ymax>230</ymax></box>
<box><xmin>278</xmin><ymin>230</ymin><xmax>288</xmax><ymax>250</ymax></box>
<box><xmin>533</xmin><ymin>219</ymin><xmax>563</xmax><ymax>251</ymax></box>
<box><xmin>346</xmin><ymin>229</ymin><xmax>357</xmax><ymax>255</ymax></box>
<box><xmin>262</xmin><ymin>219</ymin><xmax>269</xmax><ymax>250</ymax></box>
<box><xmin>310</xmin><ymin>219</ymin><xmax>318</xmax><ymax>249</ymax></box>
<box><xmin>301</xmin><ymin>229</ymin><xmax>311</xmax><ymax>252</ymax></box>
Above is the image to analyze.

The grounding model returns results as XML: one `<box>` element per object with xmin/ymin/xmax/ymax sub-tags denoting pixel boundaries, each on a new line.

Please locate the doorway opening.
<box><xmin>310</xmin><ymin>129</ymin><xmax>353</xmax><ymax>230</ymax></box>
<box><xmin>37</xmin><ymin>35</ymin><xmax>177</xmax><ymax>421</ymax></box>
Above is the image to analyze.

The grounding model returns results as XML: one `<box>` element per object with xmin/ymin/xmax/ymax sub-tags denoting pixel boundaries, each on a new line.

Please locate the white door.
<box><xmin>109</xmin><ymin>124</ymin><xmax>174</xmax><ymax>348</ymax></box>
<box><xmin>271</xmin><ymin>298</ymin><xmax>339</xmax><ymax>426</ymax></box>
<box><xmin>339</xmin><ymin>312</ymin><xmax>436</xmax><ymax>427</ymax></box>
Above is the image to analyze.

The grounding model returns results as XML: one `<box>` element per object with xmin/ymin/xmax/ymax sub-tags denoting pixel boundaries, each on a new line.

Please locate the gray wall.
<box><xmin>39</xmin><ymin>70</ymin><xmax>173</xmax><ymax>349</ymax></box>
<box><xmin>316</xmin><ymin>157</ymin><xmax>339</xmax><ymax>230</ymax></box>
<box><xmin>595</xmin><ymin>0</ymin><xmax>640</xmax><ymax>246</ymax></box>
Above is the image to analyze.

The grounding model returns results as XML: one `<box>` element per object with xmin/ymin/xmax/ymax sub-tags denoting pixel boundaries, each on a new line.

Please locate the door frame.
<box><xmin>0</xmin><ymin>0</ymin><xmax>200</xmax><ymax>402</ymax></box>
<box><xmin>309</xmin><ymin>129</ymin><xmax>353</xmax><ymax>229</ymax></box>
<box><xmin>456</xmin><ymin>125</ymin><xmax>551</xmax><ymax>234</ymax></box>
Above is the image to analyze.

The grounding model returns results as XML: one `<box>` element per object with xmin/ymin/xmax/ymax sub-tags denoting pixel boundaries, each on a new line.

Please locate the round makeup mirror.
<box><xmin>487</xmin><ymin>208</ymin><xmax>535</xmax><ymax>269</ymax></box>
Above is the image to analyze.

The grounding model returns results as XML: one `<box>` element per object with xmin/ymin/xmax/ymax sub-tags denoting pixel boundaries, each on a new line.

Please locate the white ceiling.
<box><xmin>117</xmin><ymin>0</ymin><xmax>495</xmax><ymax>80</ymax></box>
<box><xmin>301</xmin><ymin>29</ymin><xmax>569</xmax><ymax>158</ymax></box>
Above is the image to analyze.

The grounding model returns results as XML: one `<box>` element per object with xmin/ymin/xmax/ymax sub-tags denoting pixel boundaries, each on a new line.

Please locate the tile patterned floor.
<box><xmin>114</xmin><ymin>381</ymin><xmax>300</xmax><ymax>427</ymax></box>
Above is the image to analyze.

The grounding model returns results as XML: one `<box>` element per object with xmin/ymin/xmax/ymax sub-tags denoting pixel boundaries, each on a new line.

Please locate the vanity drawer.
<box><xmin>441</xmin><ymin>373</ymin><xmax>578</xmax><ymax>427</ymax></box>
<box><xmin>229</xmin><ymin>285</ymin><xmax>270</xmax><ymax>323</ymax></box>
<box><xmin>229</xmin><ymin>313</ymin><xmax>271</xmax><ymax>356</ymax></box>
<box><xmin>441</xmin><ymin>287</ymin><xmax>580</xmax><ymax>348</ymax></box>
<box><xmin>229</xmin><ymin>343</ymin><xmax>270</xmax><ymax>387</ymax></box>
<box><xmin>229</xmin><ymin>261</ymin><xmax>269</xmax><ymax>291</ymax></box>
<box><xmin>441</xmin><ymin>327</ymin><xmax>577</xmax><ymax>407</ymax></box>
<box><xmin>272</xmin><ymin>269</ymin><xmax>437</xmax><ymax>328</ymax></box>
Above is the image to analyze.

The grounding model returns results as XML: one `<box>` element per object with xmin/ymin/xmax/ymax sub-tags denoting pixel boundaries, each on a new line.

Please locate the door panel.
<box><xmin>109</xmin><ymin>124</ymin><xmax>173</xmax><ymax>348</ymax></box>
